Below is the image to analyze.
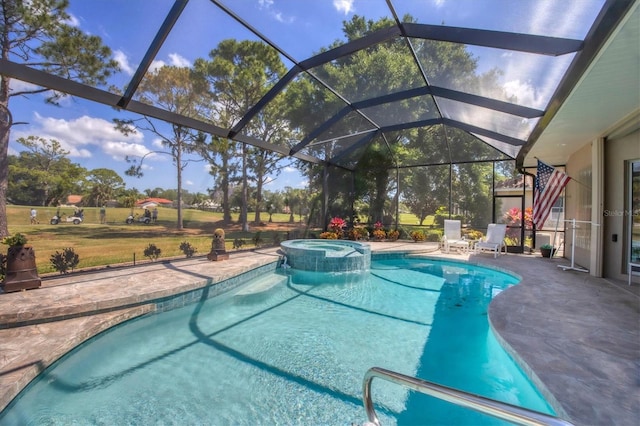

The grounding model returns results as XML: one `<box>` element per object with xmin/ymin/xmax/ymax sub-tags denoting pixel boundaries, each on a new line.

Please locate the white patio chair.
<box><xmin>442</xmin><ymin>220</ymin><xmax>466</xmax><ymax>253</ymax></box>
<box><xmin>475</xmin><ymin>224</ymin><xmax>507</xmax><ymax>258</ymax></box>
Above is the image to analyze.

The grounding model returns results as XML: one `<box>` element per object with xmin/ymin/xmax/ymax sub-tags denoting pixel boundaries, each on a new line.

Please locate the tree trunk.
<box><xmin>220</xmin><ymin>154</ymin><xmax>232</xmax><ymax>224</ymax></box>
<box><xmin>240</xmin><ymin>143</ymin><xmax>249</xmax><ymax>232</ymax></box>
<box><xmin>253</xmin><ymin>176</ymin><xmax>263</xmax><ymax>224</ymax></box>
<box><xmin>0</xmin><ymin>77</ymin><xmax>12</xmax><ymax>238</ymax></box>
<box><xmin>176</xmin><ymin>141</ymin><xmax>183</xmax><ymax>230</ymax></box>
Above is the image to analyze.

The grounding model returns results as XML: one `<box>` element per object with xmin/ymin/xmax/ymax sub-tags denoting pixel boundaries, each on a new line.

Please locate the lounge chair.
<box><xmin>475</xmin><ymin>224</ymin><xmax>507</xmax><ymax>258</ymax></box>
<box><xmin>442</xmin><ymin>220</ymin><xmax>468</xmax><ymax>253</ymax></box>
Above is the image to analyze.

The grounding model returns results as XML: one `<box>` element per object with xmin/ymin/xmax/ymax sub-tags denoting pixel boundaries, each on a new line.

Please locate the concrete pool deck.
<box><xmin>0</xmin><ymin>242</ymin><xmax>638</xmax><ymax>425</ymax></box>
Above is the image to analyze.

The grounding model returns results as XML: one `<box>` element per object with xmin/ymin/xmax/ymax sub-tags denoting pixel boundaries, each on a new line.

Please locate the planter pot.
<box><xmin>1</xmin><ymin>245</ymin><xmax>41</xmax><ymax>292</ymax></box>
<box><xmin>540</xmin><ymin>247</ymin><xmax>556</xmax><ymax>258</ymax></box>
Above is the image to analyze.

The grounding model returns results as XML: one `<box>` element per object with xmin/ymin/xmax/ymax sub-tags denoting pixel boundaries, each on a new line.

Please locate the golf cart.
<box><xmin>126</xmin><ymin>211</ymin><xmax>152</xmax><ymax>224</ymax></box>
<box><xmin>51</xmin><ymin>212</ymin><xmax>83</xmax><ymax>225</ymax></box>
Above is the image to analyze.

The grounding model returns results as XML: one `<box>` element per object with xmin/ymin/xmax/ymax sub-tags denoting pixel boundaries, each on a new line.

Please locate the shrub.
<box><xmin>320</xmin><ymin>231</ymin><xmax>338</xmax><ymax>239</ymax></box>
<box><xmin>0</xmin><ymin>253</ymin><xmax>6</xmax><ymax>281</ymax></box>
<box><xmin>252</xmin><ymin>232</ymin><xmax>263</xmax><ymax>247</ymax></box>
<box><xmin>328</xmin><ymin>217</ymin><xmax>346</xmax><ymax>238</ymax></box>
<box><xmin>387</xmin><ymin>229</ymin><xmax>400</xmax><ymax>241</ymax></box>
<box><xmin>372</xmin><ymin>229</ymin><xmax>386</xmax><ymax>241</ymax></box>
<box><xmin>426</xmin><ymin>231</ymin><xmax>441</xmax><ymax>242</ymax></box>
<box><xmin>233</xmin><ymin>238</ymin><xmax>245</xmax><ymax>249</ymax></box>
<box><xmin>2</xmin><ymin>233</ymin><xmax>28</xmax><ymax>246</ymax></box>
<box><xmin>50</xmin><ymin>248</ymin><xmax>80</xmax><ymax>274</ymax></box>
<box><xmin>464</xmin><ymin>229</ymin><xmax>484</xmax><ymax>240</ymax></box>
<box><xmin>410</xmin><ymin>230</ymin><xmax>425</xmax><ymax>242</ymax></box>
<box><xmin>348</xmin><ymin>226</ymin><xmax>369</xmax><ymax>240</ymax></box>
<box><xmin>179</xmin><ymin>241</ymin><xmax>197</xmax><ymax>258</ymax></box>
<box><xmin>143</xmin><ymin>243</ymin><xmax>162</xmax><ymax>261</ymax></box>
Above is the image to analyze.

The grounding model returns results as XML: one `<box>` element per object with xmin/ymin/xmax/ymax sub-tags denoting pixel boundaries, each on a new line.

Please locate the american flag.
<box><xmin>533</xmin><ymin>160</ymin><xmax>570</xmax><ymax>228</ymax></box>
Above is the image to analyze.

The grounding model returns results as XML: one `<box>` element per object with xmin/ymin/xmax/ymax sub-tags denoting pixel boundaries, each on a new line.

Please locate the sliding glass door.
<box><xmin>630</xmin><ymin>161</ymin><xmax>640</xmax><ymax>264</ymax></box>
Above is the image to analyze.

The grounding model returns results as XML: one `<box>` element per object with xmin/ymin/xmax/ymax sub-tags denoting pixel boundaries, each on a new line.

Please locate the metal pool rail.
<box><xmin>362</xmin><ymin>367</ymin><xmax>574</xmax><ymax>426</ymax></box>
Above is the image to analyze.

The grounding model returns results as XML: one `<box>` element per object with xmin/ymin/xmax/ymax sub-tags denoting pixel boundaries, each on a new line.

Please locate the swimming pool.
<box><xmin>0</xmin><ymin>256</ymin><xmax>554</xmax><ymax>425</ymax></box>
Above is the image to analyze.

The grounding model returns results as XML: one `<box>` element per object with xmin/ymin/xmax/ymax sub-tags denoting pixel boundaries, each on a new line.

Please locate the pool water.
<box><xmin>0</xmin><ymin>257</ymin><xmax>554</xmax><ymax>425</ymax></box>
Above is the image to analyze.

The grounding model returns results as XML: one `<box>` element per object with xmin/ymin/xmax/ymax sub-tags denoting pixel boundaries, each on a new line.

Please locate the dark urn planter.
<box><xmin>1</xmin><ymin>245</ymin><xmax>41</xmax><ymax>292</ymax></box>
<box><xmin>540</xmin><ymin>247</ymin><xmax>556</xmax><ymax>258</ymax></box>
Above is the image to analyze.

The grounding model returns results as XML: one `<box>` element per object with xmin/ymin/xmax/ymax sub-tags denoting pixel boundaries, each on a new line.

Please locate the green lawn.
<box><xmin>4</xmin><ymin>205</ymin><xmax>436</xmax><ymax>274</ymax></box>
<box><xmin>5</xmin><ymin>206</ymin><xmax>307</xmax><ymax>274</ymax></box>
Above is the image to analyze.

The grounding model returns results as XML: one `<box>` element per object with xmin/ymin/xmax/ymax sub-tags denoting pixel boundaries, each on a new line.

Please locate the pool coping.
<box><xmin>0</xmin><ymin>242</ymin><xmax>638</xmax><ymax>425</ymax></box>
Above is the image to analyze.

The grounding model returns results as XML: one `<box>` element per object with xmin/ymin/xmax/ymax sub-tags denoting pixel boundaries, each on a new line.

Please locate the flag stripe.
<box><xmin>533</xmin><ymin>160</ymin><xmax>570</xmax><ymax>227</ymax></box>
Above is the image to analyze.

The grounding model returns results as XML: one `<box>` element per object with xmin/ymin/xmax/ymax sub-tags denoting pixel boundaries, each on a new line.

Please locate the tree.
<box><xmin>354</xmin><ymin>142</ymin><xmax>395</xmax><ymax>225</ymax></box>
<box><xmin>7</xmin><ymin>136</ymin><xmax>87</xmax><ymax>206</ymax></box>
<box><xmin>118</xmin><ymin>188</ymin><xmax>141</xmax><ymax>210</ymax></box>
<box><xmin>114</xmin><ymin>66</ymin><xmax>206</xmax><ymax>230</ymax></box>
<box><xmin>0</xmin><ymin>0</ymin><xmax>119</xmax><ymax>236</ymax></box>
<box><xmin>285</xmin><ymin>14</ymin><xmax>513</xmax><ymax>228</ymax></box>
<box><xmin>194</xmin><ymin>39</ymin><xmax>289</xmax><ymax>231</ymax></box>
<box><xmin>402</xmin><ymin>165</ymin><xmax>450</xmax><ymax>225</ymax></box>
<box><xmin>84</xmin><ymin>168</ymin><xmax>125</xmax><ymax>207</ymax></box>
<box><xmin>193</xmin><ymin>133</ymin><xmax>239</xmax><ymax>224</ymax></box>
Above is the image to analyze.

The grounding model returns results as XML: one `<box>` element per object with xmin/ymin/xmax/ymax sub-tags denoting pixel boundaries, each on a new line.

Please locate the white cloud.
<box><xmin>12</xmin><ymin>113</ymin><xmax>146</xmax><ymax>161</ymax></box>
<box><xmin>258</xmin><ymin>0</ymin><xmax>294</xmax><ymax>24</ymax></box>
<box><xmin>9</xmin><ymin>79</ymin><xmax>39</xmax><ymax>95</ymax></box>
<box><xmin>168</xmin><ymin>53</ymin><xmax>191</xmax><ymax>68</ymax></box>
<box><xmin>333</xmin><ymin>0</ymin><xmax>355</xmax><ymax>15</ymax></box>
<box><xmin>148</xmin><ymin>53</ymin><xmax>191</xmax><ymax>73</ymax></box>
<box><xmin>102</xmin><ymin>140</ymin><xmax>151</xmax><ymax>162</ymax></box>
<box><xmin>64</xmin><ymin>13</ymin><xmax>80</xmax><ymax>27</ymax></box>
<box><xmin>113</xmin><ymin>50</ymin><xmax>135</xmax><ymax>75</ymax></box>
<box><xmin>151</xmin><ymin>138</ymin><xmax>166</xmax><ymax>150</ymax></box>
<box><xmin>503</xmin><ymin>79</ymin><xmax>538</xmax><ymax>108</ymax></box>
<box><xmin>148</xmin><ymin>60</ymin><xmax>165</xmax><ymax>73</ymax></box>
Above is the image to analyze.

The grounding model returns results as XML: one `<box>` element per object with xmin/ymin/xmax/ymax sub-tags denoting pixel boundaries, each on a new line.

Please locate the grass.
<box><xmin>4</xmin><ymin>205</ymin><xmax>437</xmax><ymax>275</ymax></box>
<box><xmin>5</xmin><ymin>205</ymin><xmax>309</xmax><ymax>274</ymax></box>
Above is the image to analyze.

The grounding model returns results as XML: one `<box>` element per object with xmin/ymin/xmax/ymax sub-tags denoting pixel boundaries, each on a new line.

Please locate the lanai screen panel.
<box><xmin>0</xmin><ymin>0</ymin><xmax>622</xmax><ymax>175</ymax></box>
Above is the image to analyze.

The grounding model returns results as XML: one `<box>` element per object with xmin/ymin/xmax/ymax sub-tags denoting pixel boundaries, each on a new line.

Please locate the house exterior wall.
<box><xmin>603</xmin><ymin>127</ymin><xmax>640</xmax><ymax>280</ymax></box>
<box><xmin>566</xmin><ymin>143</ymin><xmax>593</xmax><ymax>271</ymax></box>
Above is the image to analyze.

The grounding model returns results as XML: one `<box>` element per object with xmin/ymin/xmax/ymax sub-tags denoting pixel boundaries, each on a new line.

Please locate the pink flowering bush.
<box><xmin>502</xmin><ymin>207</ymin><xmax>533</xmax><ymax>245</ymax></box>
<box><xmin>328</xmin><ymin>217</ymin><xmax>346</xmax><ymax>238</ymax></box>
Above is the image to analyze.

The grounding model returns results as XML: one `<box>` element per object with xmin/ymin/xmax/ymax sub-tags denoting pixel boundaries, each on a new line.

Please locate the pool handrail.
<box><xmin>362</xmin><ymin>367</ymin><xmax>575</xmax><ymax>426</ymax></box>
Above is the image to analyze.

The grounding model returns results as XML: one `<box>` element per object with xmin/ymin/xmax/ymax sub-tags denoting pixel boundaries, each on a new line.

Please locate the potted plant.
<box><xmin>1</xmin><ymin>233</ymin><xmax>41</xmax><ymax>292</ymax></box>
<box><xmin>540</xmin><ymin>243</ymin><xmax>556</xmax><ymax>258</ymax></box>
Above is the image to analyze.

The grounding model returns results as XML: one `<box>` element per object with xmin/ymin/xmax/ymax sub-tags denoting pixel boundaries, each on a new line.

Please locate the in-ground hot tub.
<box><xmin>280</xmin><ymin>239</ymin><xmax>371</xmax><ymax>273</ymax></box>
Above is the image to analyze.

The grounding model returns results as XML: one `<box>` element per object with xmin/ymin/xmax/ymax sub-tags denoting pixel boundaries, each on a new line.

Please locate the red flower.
<box><xmin>329</xmin><ymin>217</ymin><xmax>346</xmax><ymax>233</ymax></box>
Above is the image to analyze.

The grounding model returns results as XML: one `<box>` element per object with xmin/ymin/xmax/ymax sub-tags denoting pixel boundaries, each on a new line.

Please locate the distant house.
<box><xmin>66</xmin><ymin>195</ymin><xmax>83</xmax><ymax>206</ymax></box>
<box><xmin>135</xmin><ymin>198</ymin><xmax>173</xmax><ymax>209</ymax></box>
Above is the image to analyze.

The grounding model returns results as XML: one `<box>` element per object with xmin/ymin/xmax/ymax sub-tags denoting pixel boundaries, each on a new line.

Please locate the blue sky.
<box><xmin>6</xmin><ymin>0</ymin><xmax>603</xmax><ymax>196</ymax></box>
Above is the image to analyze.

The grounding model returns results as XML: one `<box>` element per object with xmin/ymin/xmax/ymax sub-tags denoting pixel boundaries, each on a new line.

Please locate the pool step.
<box><xmin>233</xmin><ymin>274</ymin><xmax>287</xmax><ymax>303</ymax></box>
